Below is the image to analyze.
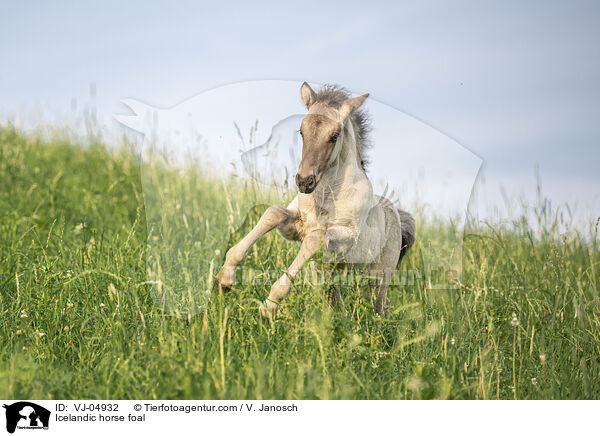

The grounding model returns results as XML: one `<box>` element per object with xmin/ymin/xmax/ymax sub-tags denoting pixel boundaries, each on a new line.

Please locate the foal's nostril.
<box><xmin>295</xmin><ymin>173</ymin><xmax>317</xmax><ymax>193</ymax></box>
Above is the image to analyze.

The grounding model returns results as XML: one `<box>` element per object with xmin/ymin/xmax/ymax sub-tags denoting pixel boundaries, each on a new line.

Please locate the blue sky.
<box><xmin>1</xmin><ymin>0</ymin><xmax>599</xmax><ymax>227</ymax></box>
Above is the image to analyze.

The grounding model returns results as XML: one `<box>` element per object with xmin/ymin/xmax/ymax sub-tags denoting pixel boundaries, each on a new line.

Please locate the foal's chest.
<box><xmin>297</xmin><ymin>193</ymin><xmax>337</xmax><ymax>233</ymax></box>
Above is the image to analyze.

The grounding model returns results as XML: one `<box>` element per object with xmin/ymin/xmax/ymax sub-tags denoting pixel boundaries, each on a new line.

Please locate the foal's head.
<box><xmin>295</xmin><ymin>82</ymin><xmax>369</xmax><ymax>194</ymax></box>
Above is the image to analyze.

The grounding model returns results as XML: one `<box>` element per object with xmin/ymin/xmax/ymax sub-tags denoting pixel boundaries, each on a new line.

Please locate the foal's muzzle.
<box><xmin>296</xmin><ymin>173</ymin><xmax>317</xmax><ymax>193</ymax></box>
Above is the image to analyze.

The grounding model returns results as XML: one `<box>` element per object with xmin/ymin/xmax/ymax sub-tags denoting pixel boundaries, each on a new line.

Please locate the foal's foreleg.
<box><xmin>261</xmin><ymin>229</ymin><xmax>326</xmax><ymax>317</ymax></box>
<box><xmin>261</xmin><ymin>225</ymin><xmax>358</xmax><ymax>317</ymax></box>
<box><xmin>215</xmin><ymin>206</ymin><xmax>297</xmax><ymax>292</ymax></box>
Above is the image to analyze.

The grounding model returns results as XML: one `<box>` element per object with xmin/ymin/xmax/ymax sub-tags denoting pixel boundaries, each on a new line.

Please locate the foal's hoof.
<box><xmin>215</xmin><ymin>266</ymin><xmax>235</xmax><ymax>293</ymax></box>
<box><xmin>259</xmin><ymin>299</ymin><xmax>278</xmax><ymax>319</ymax></box>
<box><xmin>213</xmin><ymin>280</ymin><xmax>231</xmax><ymax>294</ymax></box>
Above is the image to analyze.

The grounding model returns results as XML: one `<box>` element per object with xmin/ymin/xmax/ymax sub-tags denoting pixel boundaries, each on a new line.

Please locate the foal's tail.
<box><xmin>398</xmin><ymin>209</ymin><xmax>415</xmax><ymax>262</ymax></box>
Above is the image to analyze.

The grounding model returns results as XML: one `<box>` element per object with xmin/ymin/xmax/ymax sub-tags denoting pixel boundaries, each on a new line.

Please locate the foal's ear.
<box><xmin>300</xmin><ymin>82</ymin><xmax>317</xmax><ymax>109</ymax></box>
<box><xmin>339</xmin><ymin>93</ymin><xmax>369</xmax><ymax>119</ymax></box>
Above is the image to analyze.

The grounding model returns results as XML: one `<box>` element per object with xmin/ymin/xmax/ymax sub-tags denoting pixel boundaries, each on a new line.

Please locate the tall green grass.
<box><xmin>0</xmin><ymin>125</ymin><xmax>598</xmax><ymax>399</ymax></box>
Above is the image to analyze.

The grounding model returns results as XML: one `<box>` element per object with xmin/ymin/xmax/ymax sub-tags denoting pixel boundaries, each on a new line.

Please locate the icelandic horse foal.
<box><xmin>215</xmin><ymin>82</ymin><xmax>415</xmax><ymax>317</ymax></box>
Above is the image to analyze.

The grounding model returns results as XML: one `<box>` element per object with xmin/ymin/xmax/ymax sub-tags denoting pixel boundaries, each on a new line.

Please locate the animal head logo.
<box><xmin>115</xmin><ymin>80</ymin><xmax>482</xmax><ymax>316</ymax></box>
<box><xmin>3</xmin><ymin>402</ymin><xmax>50</xmax><ymax>433</ymax></box>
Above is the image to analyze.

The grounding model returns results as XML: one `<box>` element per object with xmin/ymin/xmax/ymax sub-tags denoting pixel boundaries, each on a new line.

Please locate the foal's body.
<box><xmin>216</xmin><ymin>83</ymin><xmax>415</xmax><ymax>317</ymax></box>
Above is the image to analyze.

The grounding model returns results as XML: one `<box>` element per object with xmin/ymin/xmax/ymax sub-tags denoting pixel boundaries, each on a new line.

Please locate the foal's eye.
<box><xmin>329</xmin><ymin>133</ymin><xmax>339</xmax><ymax>143</ymax></box>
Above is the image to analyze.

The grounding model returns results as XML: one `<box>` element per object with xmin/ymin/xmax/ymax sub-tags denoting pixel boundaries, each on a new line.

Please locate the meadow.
<box><xmin>1</xmin><ymin>124</ymin><xmax>599</xmax><ymax>399</ymax></box>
